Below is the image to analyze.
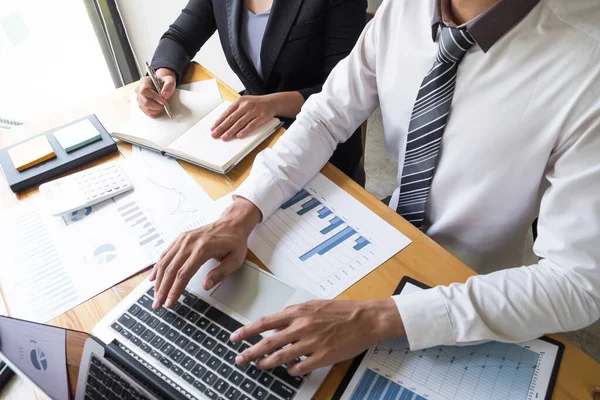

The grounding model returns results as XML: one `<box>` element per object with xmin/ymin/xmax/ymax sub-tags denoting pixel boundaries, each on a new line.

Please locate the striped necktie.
<box><xmin>396</xmin><ymin>26</ymin><xmax>474</xmax><ymax>229</ymax></box>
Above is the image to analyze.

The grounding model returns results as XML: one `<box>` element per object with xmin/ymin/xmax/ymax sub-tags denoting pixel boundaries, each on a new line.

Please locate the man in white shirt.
<box><xmin>150</xmin><ymin>0</ymin><xmax>600</xmax><ymax>376</ymax></box>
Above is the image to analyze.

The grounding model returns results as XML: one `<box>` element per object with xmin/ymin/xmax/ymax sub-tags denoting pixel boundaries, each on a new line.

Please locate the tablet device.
<box><xmin>333</xmin><ymin>276</ymin><xmax>564</xmax><ymax>400</ymax></box>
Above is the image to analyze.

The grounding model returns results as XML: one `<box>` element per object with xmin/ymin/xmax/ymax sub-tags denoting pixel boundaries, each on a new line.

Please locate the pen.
<box><xmin>145</xmin><ymin>62</ymin><xmax>173</xmax><ymax>119</ymax></box>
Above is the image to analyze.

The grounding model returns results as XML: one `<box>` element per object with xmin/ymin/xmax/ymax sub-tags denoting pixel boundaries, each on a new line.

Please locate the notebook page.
<box><xmin>166</xmin><ymin>102</ymin><xmax>278</xmax><ymax>169</ymax></box>
<box><xmin>115</xmin><ymin>86</ymin><xmax>222</xmax><ymax>150</ymax></box>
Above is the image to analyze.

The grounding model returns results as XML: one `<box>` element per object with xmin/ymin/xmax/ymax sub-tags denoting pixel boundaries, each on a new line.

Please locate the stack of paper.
<box><xmin>8</xmin><ymin>135</ymin><xmax>56</xmax><ymax>171</ymax></box>
<box><xmin>53</xmin><ymin>119</ymin><xmax>102</xmax><ymax>152</ymax></box>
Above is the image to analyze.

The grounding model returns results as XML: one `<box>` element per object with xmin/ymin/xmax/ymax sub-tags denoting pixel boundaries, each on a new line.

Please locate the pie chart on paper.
<box><xmin>92</xmin><ymin>243</ymin><xmax>117</xmax><ymax>264</ymax></box>
<box><xmin>30</xmin><ymin>348</ymin><xmax>48</xmax><ymax>371</ymax></box>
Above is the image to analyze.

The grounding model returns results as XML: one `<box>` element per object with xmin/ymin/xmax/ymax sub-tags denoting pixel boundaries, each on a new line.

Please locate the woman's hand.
<box><xmin>136</xmin><ymin>68</ymin><xmax>176</xmax><ymax>118</ymax></box>
<box><xmin>211</xmin><ymin>95</ymin><xmax>277</xmax><ymax>140</ymax></box>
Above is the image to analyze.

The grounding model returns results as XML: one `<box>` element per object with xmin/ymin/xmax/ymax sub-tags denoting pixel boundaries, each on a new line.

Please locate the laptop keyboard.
<box><xmin>86</xmin><ymin>355</ymin><xmax>151</xmax><ymax>400</ymax></box>
<box><xmin>110</xmin><ymin>287</ymin><xmax>303</xmax><ymax>400</ymax></box>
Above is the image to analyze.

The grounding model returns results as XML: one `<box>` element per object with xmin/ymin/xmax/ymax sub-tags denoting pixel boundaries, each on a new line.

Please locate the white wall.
<box><xmin>116</xmin><ymin>0</ymin><xmax>383</xmax><ymax>92</ymax></box>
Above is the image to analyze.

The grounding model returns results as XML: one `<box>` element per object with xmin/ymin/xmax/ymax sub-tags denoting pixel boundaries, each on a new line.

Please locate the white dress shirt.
<box><xmin>235</xmin><ymin>0</ymin><xmax>600</xmax><ymax>350</ymax></box>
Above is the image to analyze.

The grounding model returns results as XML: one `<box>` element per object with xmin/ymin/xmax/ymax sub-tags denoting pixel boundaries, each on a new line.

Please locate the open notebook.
<box><xmin>112</xmin><ymin>81</ymin><xmax>281</xmax><ymax>174</ymax></box>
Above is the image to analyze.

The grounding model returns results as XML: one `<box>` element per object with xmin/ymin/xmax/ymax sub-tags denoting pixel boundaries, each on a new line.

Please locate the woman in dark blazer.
<box><xmin>136</xmin><ymin>0</ymin><xmax>367</xmax><ymax>179</ymax></box>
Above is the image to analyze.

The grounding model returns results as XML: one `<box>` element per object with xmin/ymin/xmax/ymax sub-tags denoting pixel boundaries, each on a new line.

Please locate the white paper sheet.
<box><xmin>339</xmin><ymin>282</ymin><xmax>562</xmax><ymax>400</ymax></box>
<box><xmin>246</xmin><ymin>173</ymin><xmax>412</xmax><ymax>299</ymax></box>
<box><xmin>178</xmin><ymin>78</ymin><xmax>220</xmax><ymax>94</ymax></box>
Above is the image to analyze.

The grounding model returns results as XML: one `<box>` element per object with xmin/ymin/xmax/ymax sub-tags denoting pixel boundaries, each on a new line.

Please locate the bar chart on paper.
<box><xmin>117</xmin><ymin>199</ymin><xmax>166</xmax><ymax>259</ymax></box>
<box><xmin>249</xmin><ymin>174</ymin><xmax>411</xmax><ymax>298</ymax></box>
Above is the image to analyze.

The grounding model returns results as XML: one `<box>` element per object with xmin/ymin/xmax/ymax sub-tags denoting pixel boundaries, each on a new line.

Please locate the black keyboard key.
<box><xmin>166</xmin><ymin>329</ymin><xmax>180</xmax><ymax>342</ymax></box>
<box><xmin>185</xmin><ymin>311</ymin><xmax>201</xmax><ymax>324</ymax></box>
<box><xmin>140</xmin><ymin>343</ymin><xmax>152</xmax><ymax>353</ymax></box>
<box><xmin>207</xmin><ymin>323</ymin><xmax>221</xmax><ymax>336</ymax></box>
<box><xmin>170</xmin><ymin>364</ymin><xmax>184</xmax><ymax>376</ymax></box>
<box><xmin>204</xmin><ymin>388</ymin><xmax>219</xmax><ymax>399</ymax></box>
<box><xmin>146</xmin><ymin>287</ymin><xmax>155</xmax><ymax>297</ymax></box>
<box><xmin>147</xmin><ymin>316</ymin><xmax>160</xmax><ymax>329</ymax></box>
<box><xmin>173</xmin><ymin>318</ymin><xmax>187</xmax><ymax>330</ymax></box>
<box><xmin>246</xmin><ymin>365</ymin><xmax>261</xmax><ymax>380</ymax></box>
<box><xmin>141</xmin><ymin>330</ymin><xmax>155</xmax><ymax>342</ymax></box>
<box><xmin>214</xmin><ymin>378</ymin><xmax>229</xmax><ymax>394</ymax></box>
<box><xmin>183</xmin><ymin>372</ymin><xmax>195</xmax><ymax>385</ymax></box>
<box><xmin>118</xmin><ymin>314</ymin><xmax>136</xmax><ymax>329</ymax></box>
<box><xmin>112</xmin><ymin>382</ymin><xmax>122</xmax><ymax>396</ymax></box>
<box><xmin>216</xmin><ymin>330</ymin><xmax>230</xmax><ymax>343</ymax></box>
<box><xmin>150</xmin><ymin>336</ymin><xmax>165</xmax><ymax>349</ymax></box>
<box><xmin>207</xmin><ymin>356</ymin><xmax>221</xmax><ymax>370</ymax></box>
<box><xmin>218</xmin><ymin>364</ymin><xmax>233</xmax><ymax>379</ymax></box>
<box><xmin>132</xmin><ymin>323</ymin><xmax>146</xmax><ymax>336</ymax></box>
<box><xmin>191</xmin><ymin>364</ymin><xmax>207</xmax><ymax>379</ymax></box>
<box><xmin>138</xmin><ymin>310</ymin><xmax>151</xmax><ymax>322</ymax></box>
<box><xmin>224</xmin><ymin>351</ymin><xmax>237</xmax><ymax>364</ymax></box>
<box><xmin>137</xmin><ymin>295</ymin><xmax>153</xmax><ymax>310</ymax></box>
<box><xmin>156</xmin><ymin>322</ymin><xmax>170</xmax><ymax>335</ymax></box>
<box><xmin>160</xmin><ymin>358</ymin><xmax>173</xmax><ymax>369</ymax></box>
<box><xmin>258</xmin><ymin>373</ymin><xmax>273</xmax><ymax>387</ymax></box>
<box><xmin>247</xmin><ymin>335</ymin><xmax>263</xmax><ymax>346</ymax></box>
<box><xmin>202</xmin><ymin>371</ymin><xmax>218</xmax><ymax>386</ymax></box>
<box><xmin>120</xmin><ymin>330</ymin><xmax>132</xmax><ymax>339</ymax></box>
<box><xmin>225</xmin><ymin>387</ymin><xmax>242</xmax><ymax>400</ymax></box>
<box><xmin>170</xmin><ymin>349</ymin><xmax>186</xmax><ymax>363</ymax></box>
<box><xmin>240</xmin><ymin>378</ymin><xmax>256</xmax><ymax>394</ymax></box>
<box><xmin>130</xmin><ymin>336</ymin><xmax>142</xmax><ymax>348</ymax></box>
<box><xmin>128</xmin><ymin>304</ymin><xmax>142</xmax><ymax>316</ymax></box>
<box><xmin>239</xmin><ymin>343</ymin><xmax>250</xmax><ymax>353</ymax></box>
<box><xmin>203</xmin><ymin>336</ymin><xmax>217</xmax><ymax>350</ymax></box>
<box><xmin>205</xmin><ymin>307</ymin><xmax>243</xmax><ymax>333</ymax></box>
<box><xmin>213</xmin><ymin>343</ymin><xmax>228</xmax><ymax>358</ymax></box>
<box><xmin>228</xmin><ymin>371</ymin><xmax>245</xmax><ymax>386</ymax></box>
<box><xmin>185</xmin><ymin>342</ymin><xmax>200</xmax><ymax>356</ymax></box>
<box><xmin>269</xmin><ymin>380</ymin><xmax>296</xmax><ymax>400</ymax></box>
<box><xmin>182</xmin><ymin>324</ymin><xmax>197</xmax><ymax>337</ymax></box>
<box><xmin>266</xmin><ymin>395</ymin><xmax>279</xmax><ymax>400</ymax></box>
<box><xmin>176</xmin><ymin>305</ymin><xmax>191</xmax><ymax>317</ymax></box>
<box><xmin>163</xmin><ymin>311</ymin><xmax>177</xmax><ymax>324</ymax></box>
<box><xmin>193</xmin><ymin>380</ymin><xmax>206</xmax><ymax>392</ymax></box>
<box><xmin>89</xmin><ymin>364</ymin><xmax>103</xmax><ymax>379</ymax></box>
<box><xmin>240</xmin><ymin>396</ymin><xmax>252</xmax><ymax>400</ymax></box>
<box><xmin>150</xmin><ymin>350</ymin><xmax>162</xmax><ymax>360</ymax></box>
<box><xmin>183</xmin><ymin>293</ymin><xmax>198</xmax><ymax>307</ymax></box>
<box><xmin>176</xmin><ymin>336</ymin><xmax>190</xmax><ymax>349</ymax></box>
<box><xmin>251</xmin><ymin>386</ymin><xmax>268</xmax><ymax>400</ymax></box>
<box><xmin>227</xmin><ymin>340</ymin><xmax>242</xmax><ymax>350</ymax></box>
<box><xmin>111</xmin><ymin>323</ymin><xmax>122</xmax><ymax>332</ymax></box>
<box><xmin>235</xmin><ymin>362</ymin><xmax>250</xmax><ymax>372</ymax></box>
<box><xmin>273</xmin><ymin>366</ymin><xmax>303</xmax><ymax>388</ymax></box>
<box><xmin>196</xmin><ymin>349</ymin><xmax>211</xmax><ymax>363</ymax></box>
<box><xmin>122</xmin><ymin>390</ymin><xmax>131</xmax><ymax>400</ymax></box>
<box><xmin>192</xmin><ymin>331</ymin><xmax>207</xmax><ymax>343</ymax></box>
<box><xmin>192</xmin><ymin>298</ymin><xmax>210</xmax><ymax>314</ymax></box>
<box><xmin>182</xmin><ymin>356</ymin><xmax>196</xmax><ymax>371</ymax></box>
<box><xmin>197</xmin><ymin>317</ymin><xmax>211</xmax><ymax>330</ymax></box>
<box><xmin>161</xmin><ymin>343</ymin><xmax>176</xmax><ymax>356</ymax></box>
<box><xmin>153</xmin><ymin>307</ymin><xmax>167</xmax><ymax>317</ymax></box>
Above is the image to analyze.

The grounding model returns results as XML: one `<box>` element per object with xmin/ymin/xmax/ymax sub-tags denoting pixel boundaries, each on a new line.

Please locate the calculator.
<box><xmin>40</xmin><ymin>162</ymin><xmax>134</xmax><ymax>216</ymax></box>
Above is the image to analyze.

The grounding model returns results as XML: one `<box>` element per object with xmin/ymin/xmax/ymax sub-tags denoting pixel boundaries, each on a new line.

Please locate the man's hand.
<box><xmin>150</xmin><ymin>197</ymin><xmax>261</xmax><ymax>309</ymax></box>
<box><xmin>136</xmin><ymin>67</ymin><xmax>176</xmax><ymax>117</ymax></box>
<box><xmin>230</xmin><ymin>299</ymin><xmax>405</xmax><ymax>376</ymax></box>
<box><xmin>211</xmin><ymin>95</ymin><xmax>277</xmax><ymax>140</ymax></box>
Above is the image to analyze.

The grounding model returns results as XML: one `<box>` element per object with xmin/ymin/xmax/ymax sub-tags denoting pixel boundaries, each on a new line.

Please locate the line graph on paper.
<box><xmin>369</xmin><ymin>337</ymin><xmax>540</xmax><ymax>400</ymax></box>
<box><xmin>147</xmin><ymin>177</ymin><xmax>198</xmax><ymax>215</ymax></box>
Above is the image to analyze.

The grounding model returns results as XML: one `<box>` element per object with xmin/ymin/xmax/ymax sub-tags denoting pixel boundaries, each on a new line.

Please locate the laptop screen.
<box><xmin>0</xmin><ymin>316</ymin><xmax>92</xmax><ymax>400</ymax></box>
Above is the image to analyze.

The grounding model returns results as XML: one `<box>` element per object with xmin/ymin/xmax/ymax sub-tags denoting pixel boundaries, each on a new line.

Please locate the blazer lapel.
<box><xmin>226</xmin><ymin>0</ymin><xmax>263</xmax><ymax>89</ymax></box>
<box><xmin>261</xmin><ymin>0</ymin><xmax>304</xmax><ymax>83</ymax></box>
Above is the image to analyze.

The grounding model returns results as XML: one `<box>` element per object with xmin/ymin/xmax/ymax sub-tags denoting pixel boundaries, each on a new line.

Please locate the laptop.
<box><xmin>0</xmin><ymin>260</ymin><xmax>330</xmax><ymax>400</ymax></box>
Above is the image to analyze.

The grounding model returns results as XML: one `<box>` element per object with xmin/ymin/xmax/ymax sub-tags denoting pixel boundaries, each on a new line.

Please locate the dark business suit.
<box><xmin>151</xmin><ymin>0</ymin><xmax>367</xmax><ymax>178</ymax></box>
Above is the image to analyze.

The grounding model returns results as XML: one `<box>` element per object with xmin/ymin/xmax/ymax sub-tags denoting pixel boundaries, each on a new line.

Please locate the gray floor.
<box><xmin>363</xmin><ymin>108</ymin><xmax>600</xmax><ymax>363</ymax></box>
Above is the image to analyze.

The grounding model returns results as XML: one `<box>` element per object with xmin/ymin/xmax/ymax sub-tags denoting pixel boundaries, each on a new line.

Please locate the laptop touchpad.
<box><xmin>210</xmin><ymin>264</ymin><xmax>296</xmax><ymax>322</ymax></box>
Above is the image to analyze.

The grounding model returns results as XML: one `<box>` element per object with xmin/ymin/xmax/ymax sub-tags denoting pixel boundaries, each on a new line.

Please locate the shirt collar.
<box><xmin>431</xmin><ymin>0</ymin><xmax>540</xmax><ymax>52</ymax></box>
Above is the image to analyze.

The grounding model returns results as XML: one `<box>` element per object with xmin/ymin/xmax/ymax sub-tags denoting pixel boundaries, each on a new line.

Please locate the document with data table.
<box><xmin>248</xmin><ymin>173</ymin><xmax>412</xmax><ymax>299</ymax></box>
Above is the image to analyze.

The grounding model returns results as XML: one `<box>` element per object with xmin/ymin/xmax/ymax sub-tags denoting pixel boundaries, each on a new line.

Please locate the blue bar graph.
<box><xmin>353</xmin><ymin>236</ymin><xmax>370</xmax><ymax>251</ymax></box>
<box><xmin>297</xmin><ymin>198</ymin><xmax>321</xmax><ymax>215</ymax></box>
<box><xmin>350</xmin><ymin>369</ymin><xmax>426</xmax><ymax>400</ymax></box>
<box><xmin>321</xmin><ymin>216</ymin><xmax>344</xmax><ymax>235</ymax></box>
<box><xmin>300</xmin><ymin>226</ymin><xmax>356</xmax><ymax>261</ymax></box>
<box><xmin>281</xmin><ymin>189</ymin><xmax>311</xmax><ymax>209</ymax></box>
<box><xmin>317</xmin><ymin>207</ymin><xmax>332</xmax><ymax>219</ymax></box>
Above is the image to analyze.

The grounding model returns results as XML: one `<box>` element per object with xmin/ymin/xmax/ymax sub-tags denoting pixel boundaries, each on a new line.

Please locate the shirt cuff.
<box><xmin>233</xmin><ymin>173</ymin><xmax>284</xmax><ymax>222</ymax></box>
<box><xmin>393</xmin><ymin>287</ymin><xmax>456</xmax><ymax>350</ymax></box>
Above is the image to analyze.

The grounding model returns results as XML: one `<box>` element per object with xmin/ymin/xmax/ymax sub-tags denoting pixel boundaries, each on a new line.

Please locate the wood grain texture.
<box><xmin>0</xmin><ymin>62</ymin><xmax>598</xmax><ymax>399</ymax></box>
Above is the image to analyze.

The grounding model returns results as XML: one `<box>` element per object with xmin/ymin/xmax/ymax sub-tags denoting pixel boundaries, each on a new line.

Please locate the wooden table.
<box><xmin>1</xmin><ymin>62</ymin><xmax>598</xmax><ymax>400</ymax></box>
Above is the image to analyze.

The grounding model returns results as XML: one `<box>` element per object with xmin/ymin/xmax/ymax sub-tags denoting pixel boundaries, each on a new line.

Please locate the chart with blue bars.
<box><xmin>350</xmin><ymin>369</ymin><xmax>426</xmax><ymax>400</ymax></box>
<box><xmin>117</xmin><ymin>200</ymin><xmax>165</xmax><ymax>257</ymax></box>
<box><xmin>358</xmin><ymin>336</ymin><xmax>540</xmax><ymax>400</ymax></box>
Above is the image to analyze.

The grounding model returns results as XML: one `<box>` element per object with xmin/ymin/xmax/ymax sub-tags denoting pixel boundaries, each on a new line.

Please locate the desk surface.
<box><xmin>0</xmin><ymin>63</ymin><xmax>598</xmax><ymax>399</ymax></box>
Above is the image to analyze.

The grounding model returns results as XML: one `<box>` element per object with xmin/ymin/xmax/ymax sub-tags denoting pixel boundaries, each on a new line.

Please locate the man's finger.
<box><xmin>287</xmin><ymin>353</ymin><xmax>326</xmax><ymax>377</ymax></box>
<box><xmin>204</xmin><ymin>254</ymin><xmax>243</xmax><ymax>290</ymax></box>
<box><xmin>255</xmin><ymin>341</ymin><xmax>312</xmax><ymax>371</ymax></box>
<box><xmin>154</xmin><ymin>247</ymin><xmax>191</xmax><ymax>309</ymax></box>
<box><xmin>139</xmin><ymin>96</ymin><xmax>164</xmax><ymax>112</ymax></box>
<box><xmin>160</xmin><ymin>75</ymin><xmax>176</xmax><ymax>99</ymax></box>
<box><xmin>139</xmin><ymin>84</ymin><xmax>165</xmax><ymax>105</ymax></box>
<box><xmin>235</xmin><ymin>328</ymin><xmax>297</xmax><ymax>365</ymax></box>
<box><xmin>231</xmin><ymin>312</ymin><xmax>292</xmax><ymax>346</ymax></box>
<box><xmin>152</xmin><ymin>244</ymin><xmax>180</xmax><ymax>308</ymax></box>
<box><xmin>165</xmin><ymin>248</ymin><xmax>210</xmax><ymax>307</ymax></box>
<box><xmin>211</xmin><ymin>103</ymin><xmax>239</xmax><ymax>136</ymax></box>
